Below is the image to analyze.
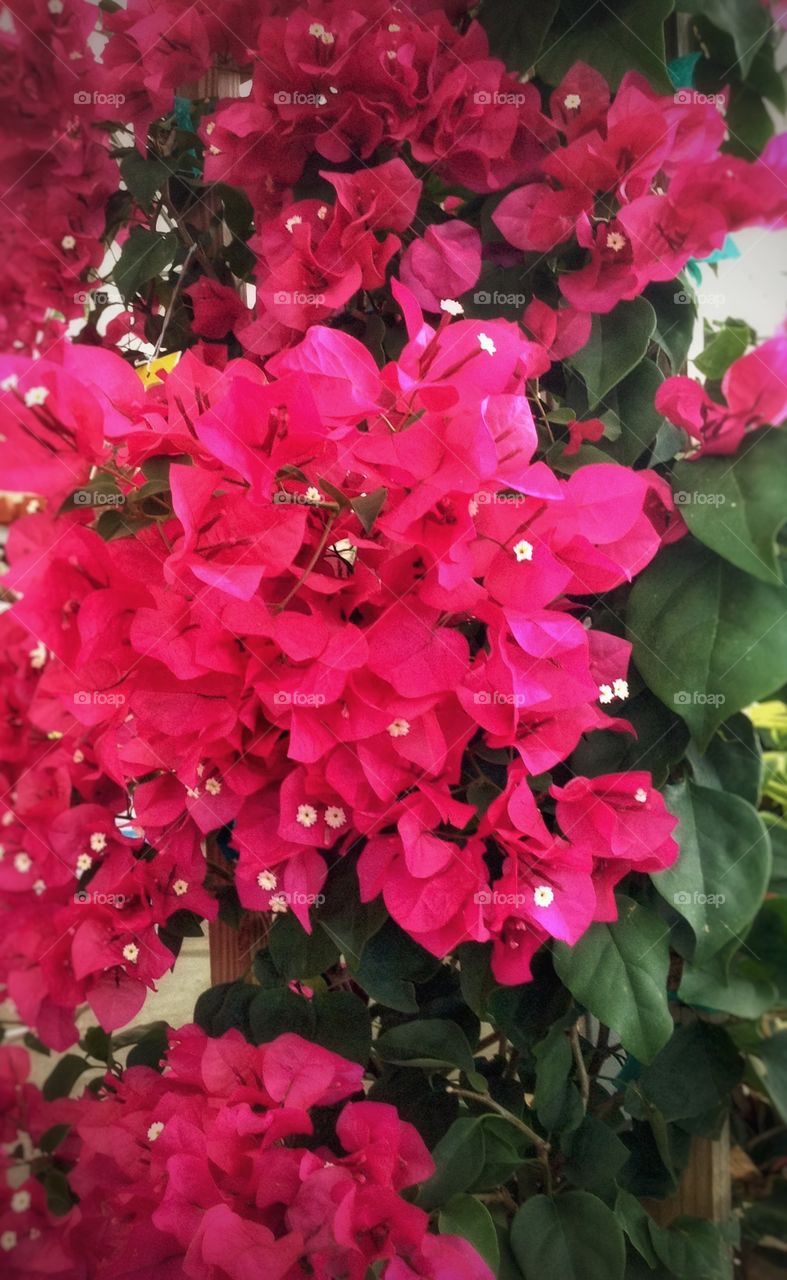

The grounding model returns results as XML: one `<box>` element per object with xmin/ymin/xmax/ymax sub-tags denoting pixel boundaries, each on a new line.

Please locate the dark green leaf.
<box><xmin>42</xmin><ymin>1055</ymin><xmax>93</xmax><ymax>1102</ymax></box>
<box><xmin>119</xmin><ymin>153</ymin><xmax>170</xmax><ymax>213</ymax></box>
<box><xmin>114</xmin><ymin>228</ymin><xmax>178</xmax><ymax>302</ymax></box>
<box><xmin>439</xmin><ymin>1195</ymin><xmax>500</xmax><ymax>1271</ymax></box>
<box><xmin>598</xmin><ymin>359</ymin><xmax>665</xmax><ymax>464</ymax></box>
<box><xmin>351</xmin><ymin>918</ymin><xmax>440</xmax><ymax>1013</ymax></box>
<box><xmin>673</xmin><ymin>430</ymin><xmax>787</xmax><ymax>585</ymax></box>
<box><xmin>248</xmin><ymin>987</ymin><xmax>314</xmax><ymax>1045</ymax></box>
<box><xmin>479</xmin><ymin>0</ymin><xmax>559</xmax><ymax>68</ymax></box>
<box><xmin>268</xmin><ymin>912</ymin><xmax>340</xmax><ymax>981</ymax></box>
<box><xmin>511</xmin><ymin>1190</ymin><xmax>626</xmax><ymax>1280</ymax></box>
<box><xmin>312</xmin><ymin>991</ymin><xmax>371</xmax><ymax>1065</ymax></box>
<box><xmin>646</xmin><ymin>280</ymin><xmax>697</xmax><ymax>373</ymax></box>
<box><xmin>561</xmin><ymin>1115</ymin><xmax>628</xmax><ymax>1195</ymax></box>
<box><xmin>627</xmin><ymin>540</ymin><xmax>787</xmax><ymax>748</ymax></box>
<box><xmin>569</xmin><ymin>299</ymin><xmax>656</xmax><ymax>407</ymax></box>
<box><xmin>655</xmin><ymin>781</ymin><xmax>771</xmax><ymax>962</ymax></box>
<box><xmin>679</xmin><ymin>0</ymin><xmax>770</xmax><ymax>77</ymax></box>
<box><xmin>749</xmin><ymin>1030</ymin><xmax>787</xmax><ymax>1120</ymax></box>
<box><xmin>694</xmin><ymin>321</ymin><xmax>752</xmax><ymax>380</ymax></box>
<box><xmin>638</xmin><ymin>1023</ymin><xmax>742</xmax><ymax>1121</ymax></box>
<box><xmin>538</xmin><ymin>0</ymin><xmax>674</xmax><ymax>91</ymax></box>
<box><xmin>375</xmin><ymin>1019</ymin><xmax>475</xmax><ymax>1073</ymax></box>
<box><xmin>553</xmin><ymin>897</ymin><xmax>673</xmax><ymax>1063</ymax></box>
<box><xmin>686</xmin><ymin>713</ymin><xmax>762</xmax><ymax>805</ymax></box>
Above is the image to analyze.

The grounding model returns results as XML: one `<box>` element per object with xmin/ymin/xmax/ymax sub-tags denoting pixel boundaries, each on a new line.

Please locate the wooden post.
<box><xmin>643</xmin><ymin>1121</ymin><xmax>731</xmax><ymax>1225</ymax></box>
<box><xmin>209</xmin><ymin>914</ymin><xmax>267</xmax><ymax>985</ymax></box>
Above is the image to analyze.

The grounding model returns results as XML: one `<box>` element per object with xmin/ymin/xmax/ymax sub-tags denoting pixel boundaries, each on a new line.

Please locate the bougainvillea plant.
<box><xmin>1</xmin><ymin>1</ymin><xmax>786</xmax><ymax>1276</ymax></box>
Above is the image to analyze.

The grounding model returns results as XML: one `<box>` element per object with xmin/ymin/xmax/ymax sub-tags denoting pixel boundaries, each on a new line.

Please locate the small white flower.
<box><xmin>73</xmin><ymin>749</ymin><xmax>84</xmax><ymax>764</ymax></box>
<box><xmin>257</xmin><ymin>870</ymin><xmax>278</xmax><ymax>891</ymax></box>
<box><xmin>598</xmin><ymin>683</ymin><xmax>614</xmax><ymax>704</ymax></box>
<box><xmin>10</xmin><ymin>1191</ymin><xmax>31</xmax><ymax>1213</ymax></box>
<box><xmin>33</xmin><ymin>879</ymin><xmax>46</xmax><ymax>896</ymax></box>
<box><xmin>147</xmin><ymin>1121</ymin><xmax>164</xmax><ymax>1142</ymax></box>
<box><xmin>296</xmin><ymin>803</ymin><xmax>318</xmax><ymax>828</ymax></box>
<box><xmin>13</xmin><ymin>852</ymin><xmax>31</xmax><ymax>873</ymax></box>
<box><xmin>308</xmin><ymin>21</ymin><xmax>325</xmax><ymax>36</ymax></box>
<box><xmin>440</xmin><ymin>298</ymin><xmax>464</xmax><ymax>316</ymax></box>
<box><xmin>0</xmin><ymin>374</ymin><xmax>18</xmax><ymax>391</ymax></box>
<box><xmin>1</xmin><ymin>1231</ymin><xmax>17</xmax><ymax>1252</ymax></box>
<box><xmin>329</xmin><ymin>85</ymin><xmax>339</xmax><ymax>95</ymax></box>
<box><xmin>172</xmin><ymin>879</ymin><xmax>189</xmax><ymax>896</ymax></box>
<box><xmin>61</xmin><ymin>234</ymin><xmax>76</xmax><ymax>250</ymax></box>
<box><xmin>25</xmin><ymin>498</ymin><xmax>41</xmax><ymax>514</ymax></box>
<box><xmin>270</xmin><ymin>894</ymin><xmax>289</xmax><ymax>913</ymax></box>
<box><xmin>612</xmin><ymin>678</ymin><xmax>629</xmax><ymax>700</ymax></box>
<box><xmin>325</xmin><ymin>805</ymin><xmax>347</xmax><ymax>830</ymax></box>
<box><xmin>533</xmin><ymin>885</ymin><xmax>554</xmax><ymax>908</ymax></box>
<box><xmin>316</xmin><ymin>205</ymin><xmax>328</xmax><ymax>221</ymax></box>
<box><xmin>563</xmin><ymin>93</ymin><xmax>581</xmax><ymax>109</ymax></box>
<box><xmin>387</xmin><ymin>718</ymin><xmax>410</xmax><ymax>738</ymax></box>
<box><xmin>285</xmin><ymin>215</ymin><xmax>303</xmax><ymax>233</ymax></box>
<box><xmin>205</xmin><ymin>777</ymin><xmax>222</xmax><ymax>796</ymax></box>
<box><xmin>387</xmin><ymin>49</ymin><xmax>397</xmax><ymax>59</ymax></box>
<box><xmin>29</xmin><ymin>640</ymin><xmax>48</xmax><ymax>670</ymax></box>
<box><xmin>320</xmin><ymin>30</ymin><xmax>335</xmax><ymax>44</ymax></box>
<box><xmin>513</xmin><ymin>539</ymin><xmax>533</xmax><ymax>563</ymax></box>
<box><xmin>76</xmin><ymin>853</ymin><xmax>93</xmax><ymax>873</ymax></box>
<box><xmin>48</xmin><ymin>0</ymin><xmax>63</xmax><ymax>11</ymax></box>
<box><xmin>388</xmin><ymin>22</ymin><xmax>401</xmax><ymax>31</ymax></box>
<box><xmin>24</xmin><ymin>386</ymin><xmax>49</xmax><ymax>407</ymax></box>
<box><xmin>186</xmin><ymin>786</ymin><xmax>200</xmax><ymax>800</ymax></box>
<box><xmin>90</xmin><ymin>831</ymin><xmax>107</xmax><ymax>852</ymax></box>
<box><xmin>206</xmin><ymin>122</ymin><xmax>215</xmax><ymax>135</ymax></box>
<box><xmin>2</xmin><ymin>811</ymin><xmax>14</xmax><ymax>827</ymax></box>
<box><xmin>635</xmin><ymin>787</ymin><xmax>648</xmax><ymax>804</ymax></box>
<box><xmin>606</xmin><ymin>230</ymin><xmax>627</xmax><ymax>252</ymax></box>
<box><xmin>305</xmin><ymin>486</ymin><xmax>322</xmax><ymax>503</ymax></box>
<box><xmin>122</xmin><ymin>943</ymin><xmax>139</xmax><ymax>964</ymax></box>
<box><xmin>478</xmin><ymin>333</ymin><xmax>496</xmax><ymax>356</ymax></box>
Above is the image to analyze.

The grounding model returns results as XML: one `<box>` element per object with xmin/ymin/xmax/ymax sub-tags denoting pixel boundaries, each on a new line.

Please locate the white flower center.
<box><xmin>257</xmin><ymin>870</ymin><xmax>278</xmax><ymax>890</ymax></box>
<box><xmin>205</xmin><ymin>777</ymin><xmax>222</xmax><ymax>796</ymax></box>
<box><xmin>10</xmin><ymin>1191</ymin><xmax>31</xmax><ymax>1213</ymax></box>
<box><xmin>606</xmin><ymin>230</ymin><xmax>627</xmax><ymax>252</ymax></box>
<box><xmin>13</xmin><ymin>853</ymin><xmax>31</xmax><ymax>873</ymax></box>
<box><xmin>563</xmin><ymin>93</ymin><xmax>581</xmax><ymax>109</ymax></box>
<box><xmin>296</xmin><ymin>803</ymin><xmax>318</xmax><ymax>828</ymax></box>
<box><xmin>387</xmin><ymin>718</ymin><xmax>410</xmax><ymax>738</ymax></box>
<box><xmin>24</xmin><ymin>387</ymin><xmax>49</xmax><ymax>407</ymax></box>
<box><xmin>90</xmin><ymin>832</ymin><xmax>107</xmax><ymax>852</ymax></box>
<box><xmin>513</xmin><ymin>539</ymin><xmax>533</xmax><ymax>563</ymax></box>
<box><xmin>173</xmin><ymin>879</ymin><xmax>189</xmax><ymax>896</ymax></box>
<box><xmin>147</xmin><ymin>1121</ymin><xmax>164</xmax><ymax>1142</ymax></box>
<box><xmin>270</xmin><ymin>894</ymin><xmax>289</xmax><ymax>913</ymax></box>
<box><xmin>478</xmin><ymin>333</ymin><xmax>496</xmax><ymax>356</ymax></box>
<box><xmin>440</xmin><ymin>298</ymin><xmax>464</xmax><ymax>316</ymax></box>
<box><xmin>533</xmin><ymin>885</ymin><xmax>554</xmax><ymax>907</ymax></box>
<box><xmin>122</xmin><ymin>943</ymin><xmax>139</xmax><ymax>964</ymax></box>
<box><xmin>635</xmin><ymin>787</ymin><xmax>648</xmax><ymax>803</ymax></box>
<box><xmin>325</xmin><ymin>805</ymin><xmax>347</xmax><ymax>830</ymax></box>
<box><xmin>61</xmin><ymin>235</ymin><xmax>76</xmax><ymax>250</ymax></box>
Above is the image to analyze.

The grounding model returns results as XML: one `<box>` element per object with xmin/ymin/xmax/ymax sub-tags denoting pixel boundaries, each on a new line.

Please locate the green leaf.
<box><xmin>44</xmin><ymin>1169</ymin><xmax>76</xmax><ymax>1217</ymax></box>
<box><xmin>375</xmin><ymin>1019</ymin><xmax>475</xmax><ymax>1073</ymax></box>
<box><xmin>553</xmin><ymin>897</ymin><xmax>673</xmax><ymax>1064</ymax></box>
<box><xmin>268</xmin><ymin>912</ymin><xmax>340</xmax><ymax>981</ymax></box>
<box><xmin>650</xmin><ymin>1216</ymin><xmax>732</xmax><ymax>1280</ymax></box>
<box><xmin>561</xmin><ymin>1115</ymin><xmax>629</xmax><ymax>1195</ymax></box>
<box><xmin>694</xmin><ymin>321</ymin><xmax>753</xmax><ymax>380</ymax></box>
<box><xmin>39</xmin><ymin>1123</ymin><xmax>71</xmax><ymax>1155</ymax></box>
<box><xmin>533</xmin><ymin>1025</ymin><xmax>583</xmax><ymax>1134</ymax></box>
<box><xmin>317</xmin><ymin>853</ymin><xmax>387</xmax><ymax>966</ymax></box>
<box><xmin>125</xmin><ymin>1023</ymin><xmax>169</xmax><ymax>1071</ymax></box>
<box><xmin>615</xmin><ymin>1188</ymin><xmax>660</xmax><ymax>1267</ymax></box>
<box><xmin>679</xmin><ymin>941</ymin><xmax>778</xmax><ymax>1017</ymax></box>
<box><xmin>194</xmin><ymin>981</ymin><xmax>256</xmax><ymax>1039</ymax></box>
<box><xmin>80</xmin><ymin>1026</ymin><xmax>112</xmax><ymax>1062</ymax></box>
<box><xmin>538</xmin><ymin>0</ymin><xmax>674</xmax><ymax>91</ymax></box>
<box><xmin>569</xmin><ymin>299</ymin><xmax>656</xmax><ymax>407</ymax></box>
<box><xmin>511</xmin><ymin>1190</ymin><xmax>626</xmax><ymax>1280</ymax></box>
<box><xmin>114</xmin><ymin>227</ymin><xmax>178</xmax><ymax>302</ymax></box>
<box><xmin>119</xmin><ymin>153</ymin><xmax>170</xmax><ymax>213</ymax></box>
<box><xmin>686</xmin><ymin>713</ymin><xmax>762</xmax><ymax>805</ymax></box>
<box><xmin>679</xmin><ymin>0</ymin><xmax>770</xmax><ymax>77</ymax></box>
<box><xmin>351</xmin><ymin>918</ymin><xmax>440</xmax><ymax>1013</ymax></box>
<box><xmin>418</xmin><ymin>1117</ymin><xmax>487</xmax><ymax>1209</ymax></box>
<box><xmin>627</xmin><ymin>540</ymin><xmax>787</xmax><ymax>748</ymax></box>
<box><xmin>638</xmin><ymin>1023</ymin><xmax>742</xmax><ymax>1121</ymax></box>
<box><xmin>350</xmin><ymin>487</ymin><xmax>387</xmax><ymax>534</ymax></box>
<box><xmin>311</xmin><ymin>991</ymin><xmax>371</xmax><ymax>1066</ymax></box>
<box><xmin>598</xmin><ymin>359</ymin><xmax>666</xmax><ymax>464</ymax></box>
<box><xmin>42</xmin><ymin>1055</ymin><xmax>93</xmax><ymax>1102</ymax></box>
<box><xmin>248</xmin><ymin>988</ymin><xmax>314</xmax><ymax>1045</ymax></box>
<box><xmin>654</xmin><ymin>781</ymin><xmax>771</xmax><ymax>962</ymax></box>
<box><xmin>673</xmin><ymin>431</ymin><xmax>787</xmax><ymax>585</ymax></box>
<box><xmin>439</xmin><ymin>1195</ymin><xmax>500</xmax><ymax>1271</ymax></box>
<box><xmin>749</xmin><ymin>1030</ymin><xmax>787</xmax><ymax>1120</ymax></box>
<box><xmin>646</xmin><ymin>280</ymin><xmax>697</xmax><ymax>373</ymax></box>
<box><xmin>479</xmin><ymin>0</ymin><xmax>559</xmax><ymax>69</ymax></box>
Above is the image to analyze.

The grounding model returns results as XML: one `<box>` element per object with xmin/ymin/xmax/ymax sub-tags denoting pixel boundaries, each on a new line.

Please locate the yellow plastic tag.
<box><xmin>136</xmin><ymin>351</ymin><xmax>181</xmax><ymax>388</ymax></box>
